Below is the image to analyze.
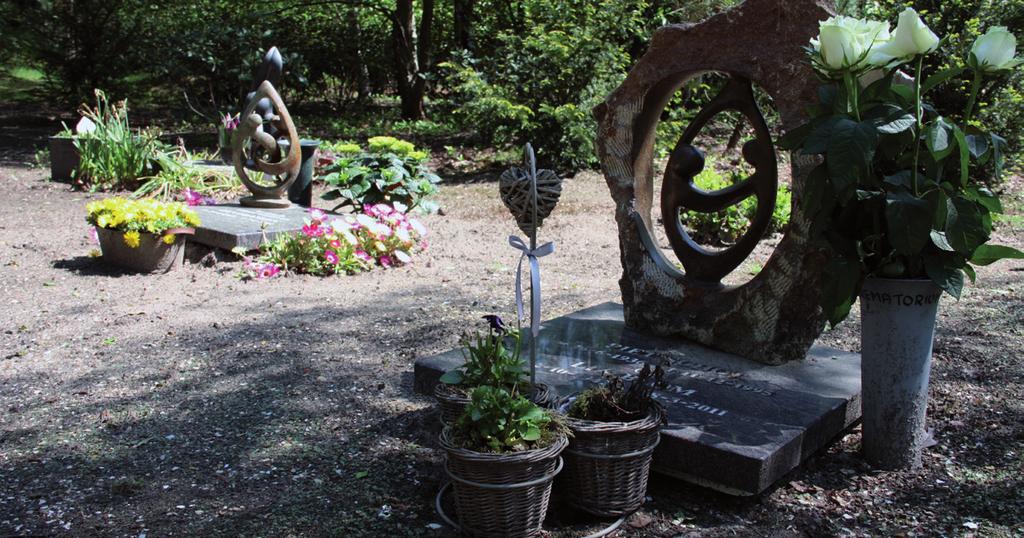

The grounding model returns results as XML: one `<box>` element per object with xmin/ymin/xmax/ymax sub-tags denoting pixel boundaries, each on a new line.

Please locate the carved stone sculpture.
<box><xmin>594</xmin><ymin>0</ymin><xmax>835</xmax><ymax>364</ymax></box>
<box><xmin>232</xmin><ymin>48</ymin><xmax>301</xmax><ymax>208</ymax></box>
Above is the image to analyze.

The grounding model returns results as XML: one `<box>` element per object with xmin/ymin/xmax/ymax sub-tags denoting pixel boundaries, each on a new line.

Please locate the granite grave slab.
<box><xmin>191</xmin><ymin>203</ymin><xmax>312</xmax><ymax>251</ymax></box>
<box><xmin>414</xmin><ymin>302</ymin><xmax>861</xmax><ymax>496</ymax></box>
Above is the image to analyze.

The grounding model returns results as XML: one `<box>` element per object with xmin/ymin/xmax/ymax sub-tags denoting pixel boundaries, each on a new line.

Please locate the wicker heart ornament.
<box><xmin>499</xmin><ymin>151</ymin><xmax>562</xmax><ymax>235</ymax></box>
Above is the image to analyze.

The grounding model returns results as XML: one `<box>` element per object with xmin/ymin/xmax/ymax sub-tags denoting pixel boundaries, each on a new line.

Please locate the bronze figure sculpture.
<box><xmin>232</xmin><ymin>48</ymin><xmax>301</xmax><ymax>208</ymax></box>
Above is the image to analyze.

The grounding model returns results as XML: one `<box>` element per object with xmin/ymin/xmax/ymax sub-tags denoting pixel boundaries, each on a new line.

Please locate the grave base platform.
<box><xmin>414</xmin><ymin>302</ymin><xmax>861</xmax><ymax>496</ymax></box>
<box><xmin>191</xmin><ymin>203</ymin><xmax>312</xmax><ymax>251</ymax></box>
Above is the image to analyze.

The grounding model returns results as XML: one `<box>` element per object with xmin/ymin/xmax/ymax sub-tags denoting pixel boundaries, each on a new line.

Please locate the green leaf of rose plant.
<box><xmin>951</xmin><ymin>125</ymin><xmax>970</xmax><ymax>187</ymax></box>
<box><xmin>930</xmin><ymin>230</ymin><xmax>955</xmax><ymax>251</ymax></box>
<box><xmin>969</xmin><ymin>244</ymin><xmax>1024</xmax><ymax>266</ymax></box>
<box><xmin>964</xmin><ymin>134</ymin><xmax>989</xmax><ymax>160</ymax></box>
<box><xmin>922</xmin><ymin>66</ymin><xmax>966</xmax><ymax>94</ymax></box>
<box><xmin>924</xmin><ymin>254</ymin><xmax>965</xmax><ymax>299</ymax></box>
<box><xmin>827</xmin><ymin>119</ymin><xmax>878</xmax><ymax>198</ymax></box>
<box><xmin>886</xmin><ymin>190</ymin><xmax>932</xmax><ymax>256</ymax></box>
<box><xmin>945</xmin><ymin>196</ymin><xmax>989</xmax><ymax>255</ymax></box>
<box><xmin>925</xmin><ymin>118</ymin><xmax>952</xmax><ymax>160</ymax></box>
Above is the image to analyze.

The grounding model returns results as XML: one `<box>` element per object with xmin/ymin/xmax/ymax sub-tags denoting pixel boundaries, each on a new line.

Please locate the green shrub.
<box><xmin>677</xmin><ymin>158</ymin><xmax>791</xmax><ymax>245</ymax></box>
<box><xmin>72</xmin><ymin>90</ymin><xmax>166</xmax><ymax>191</ymax></box>
<box><xmin>320</xmin><ymin>136</ymin><xmax>440</xmax><ymax>212</ymax></box>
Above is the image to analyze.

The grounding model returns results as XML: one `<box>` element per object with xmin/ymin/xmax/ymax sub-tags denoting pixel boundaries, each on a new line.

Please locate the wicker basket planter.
<box><xmin>435</xmin><ymin>382</ymin><xmax>555</xmax><ymax>425</ymax></box>
<box><xmin>96</xmin><ymin>227</ymin><xmax>193</xmax><ymax>274</ymax></box>
<box><xmin>561</xmin><ymin>403</ymin><xmax>664</xmax><ymax>517</ymax></box>
<box><xmin>441</xmin><ymin>427</ymin><xmax>567</xmax><ymax>538</ymax></box>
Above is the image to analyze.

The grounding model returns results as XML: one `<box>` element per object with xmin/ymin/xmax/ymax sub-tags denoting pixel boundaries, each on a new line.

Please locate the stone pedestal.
<box><xmin>414</xmin><ymin>302</ymin><xmax>861</xmax><ymax>496</ymax></box>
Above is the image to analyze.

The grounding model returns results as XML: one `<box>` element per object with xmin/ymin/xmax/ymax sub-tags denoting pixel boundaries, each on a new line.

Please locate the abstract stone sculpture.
<box><xmin>232</xmin><ymin>48</ymin><xmax>301</xmax><ymax>208</ymax></box>
<box><xmin>594</xmin><ymin>0</ymin><xmax>835</xmax><ymax>364</ymax></box>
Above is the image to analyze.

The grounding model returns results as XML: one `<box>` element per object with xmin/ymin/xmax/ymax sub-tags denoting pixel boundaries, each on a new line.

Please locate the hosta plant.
<box><xmin>321</xmin><ymin>136</ymin><xmax>440</xmax><ymax>213</ymax></box>
<box><xmin>781</xmin><ymin>10</ymin><xmax>1024</xmax><ymax>324</ymax></box>
<box><xmin>451</xmin><ymin>385</ymin><xmax>566</xmax><ymax>453</ymax></box>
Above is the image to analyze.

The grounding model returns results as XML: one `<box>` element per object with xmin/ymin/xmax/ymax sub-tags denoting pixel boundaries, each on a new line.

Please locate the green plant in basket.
<box><xmin>451</xmin><ymin>386</ymin><xmax>565</xmax><ymax>453</ymax></box>
<box><xmin>320</xmin><ymin>136</ymin><xmax>440</xmax><ymax>213</ymax></box>
<box><xmin>439</xmin><ymin>315</ymin><xmax>528</xmax><ymax>395</ymax></box>
<box><xmin>779</xmin><ymin>10</ymin><xmax>1024</xmax><ymax>325</ymax></box>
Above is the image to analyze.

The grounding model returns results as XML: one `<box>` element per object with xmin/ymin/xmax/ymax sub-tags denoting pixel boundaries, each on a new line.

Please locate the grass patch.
<box><xmin>0</xmin><ymin>65</ymin><xmax>47</xmax><ymax>102</ymax></box>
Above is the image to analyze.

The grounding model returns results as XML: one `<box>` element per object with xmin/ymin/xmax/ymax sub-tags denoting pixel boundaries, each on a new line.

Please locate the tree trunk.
<box><xmin>453</xmin><ymin>0</ymin><xmax>474</xmax><ymax>52</ymax></box>
<box><xmin>347</xmin><ymin>7</ymin><xmax>371</xmax><ymax>103</ymax></box>
<box><xmin>411</xmin><ymin>0</ymin><xmax>433</xmax><ymax>115</ymax></box>
<box><xmin>392</xmin><ymin>0</ymin><xmax>425</xmax><ymax>119</ymax></box>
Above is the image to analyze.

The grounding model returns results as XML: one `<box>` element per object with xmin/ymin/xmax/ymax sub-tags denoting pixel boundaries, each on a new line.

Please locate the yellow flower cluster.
<box><xmin>86</xmin><ymin>197</ymin><xmax>200</xmax><ymax>235</ymax></box>
<box><xmin>123</xmin><ymin>230</ymin><xmax>141</xmax><ymax>248</ymax></box>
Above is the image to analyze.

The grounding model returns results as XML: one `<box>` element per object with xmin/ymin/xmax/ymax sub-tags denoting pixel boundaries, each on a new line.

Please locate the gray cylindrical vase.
<box><xmin>859</xmin><ymin>277</ymin><xmax>942</xmax><ymax>470</ymax></box>
<box><xmin>282</xmin><ymin>139</ymin><xmax>321</xmax><ymax>207</ymax></box>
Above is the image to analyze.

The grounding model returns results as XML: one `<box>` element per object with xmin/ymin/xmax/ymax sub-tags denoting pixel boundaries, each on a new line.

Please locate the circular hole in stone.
<box><xmin>651</xmin><ymin>74</ymin><xmax>789</xmax><ymax>285</ymax></box>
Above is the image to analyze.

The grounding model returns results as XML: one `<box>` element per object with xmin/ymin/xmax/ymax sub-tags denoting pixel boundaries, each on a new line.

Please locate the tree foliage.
<box><xmin>3</xmin><ymin>0</ymin><xmax>1020</xmax><ymax>173</ymax></box>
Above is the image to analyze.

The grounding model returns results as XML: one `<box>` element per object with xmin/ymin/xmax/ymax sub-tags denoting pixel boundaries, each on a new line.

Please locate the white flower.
<box><xmin>871</xmin><ymin>8</ymin><xmax>940</xmax><ymax>64</ymax></box>
<box><xmin>970</xmin><ymin>26</ymin><xmax>1023</xmax><ymax>73</ymax></box>
<box><xmin>811</xmin><ymin>16</ymin><xmax>891</xmax><ymax>72</ymax></box>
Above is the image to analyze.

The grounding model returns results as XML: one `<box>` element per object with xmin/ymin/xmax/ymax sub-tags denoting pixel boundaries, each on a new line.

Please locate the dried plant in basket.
<box><xmin>568</xmin><ymin>363</ymin><xmax>668</xmax><ymax>422</ymax></box>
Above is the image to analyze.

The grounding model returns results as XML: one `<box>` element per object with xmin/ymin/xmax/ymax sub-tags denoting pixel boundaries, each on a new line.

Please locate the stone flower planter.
<box><xmin>95</xmin><ymin>227</ymin><xmax>193</xmax><ymax>274</ymax></box>
<box><xmin>48</xmin><ymin>136</ymin><xmax>80</xmax><ymax>183</ymax></box>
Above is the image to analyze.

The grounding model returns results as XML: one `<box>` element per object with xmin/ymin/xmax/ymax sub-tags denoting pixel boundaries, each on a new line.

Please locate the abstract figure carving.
<box><xmin>661</xmin><ymin>77</ymin><xmax>777</xmax><ymax>283</ymax></box>
<box><xmin>594</xmin><ymin>0</ymin><xmax>836</xmax><ymax>364</ymax></box>
<box><xmin>232</xmin><ymin>48</ymin><xmax>301</xmax><ymax>209</ymax></box>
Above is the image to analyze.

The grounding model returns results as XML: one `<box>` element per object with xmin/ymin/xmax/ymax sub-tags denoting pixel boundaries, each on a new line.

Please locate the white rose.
<box><xmin>872</xmin><ymin>8</ymin><xmax>940</xmax><ymax>64</ymax></box>
<box><xmin>811</xmin><ymin>16</ymin><xmax>891</xmax><ymax>72</ymax></box>
<box><xmin>971</xmin><ymin>26</ymin><xmax>1023</xmax><ymax>72</ymax></box>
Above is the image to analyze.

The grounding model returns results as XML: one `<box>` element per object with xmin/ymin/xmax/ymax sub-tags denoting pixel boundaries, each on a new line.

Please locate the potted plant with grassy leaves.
<box><xmin>441</xmin><ymin>385</ymin><xmax>568</xmax><ymax>538</ymax></box>
<box><xmin>781</xmin><ymin>10</ymin><xmax>1023</xmax><ymax>469</ymax></box>
<box><xmin>560</xmin><ymin>363</ymin><xmax>666</xmax><ymax>517</ymax></box>
<box><xmin>87</xmin><ymin>197</ymin><xmax>199</xmax><ymax>273</ymax></box>
<box><xmin>436</xmin><ymin>315</ymin><xmax>553</xmax><ymax>425</ymax></box>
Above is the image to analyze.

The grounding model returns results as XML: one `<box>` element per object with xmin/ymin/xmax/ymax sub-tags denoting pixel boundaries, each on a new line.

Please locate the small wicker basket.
<box><xmin>561</xmin><ymin>403</ymin><xmax>664</xmax><ymax>517</ymax></box>
<box><xmin>435</xmin><ymin>382</ymin><xmax>555</xmax><ymax>426</ymax></box>
<box><xmin>441</xmin><ymin>427</ymin><xmax>567</xmax><ymax>538</ymax></box>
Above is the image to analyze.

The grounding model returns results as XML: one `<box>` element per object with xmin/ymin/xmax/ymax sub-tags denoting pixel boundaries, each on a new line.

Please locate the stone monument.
<box><xmin>416</xmin><ymin>0</ymin><xmax>860</xmax><ymax>496</ymax></box>
<box><xmin>594</xmin><ymin>0</ymin><xmax>834</xmax><ymax>364</ymax></box>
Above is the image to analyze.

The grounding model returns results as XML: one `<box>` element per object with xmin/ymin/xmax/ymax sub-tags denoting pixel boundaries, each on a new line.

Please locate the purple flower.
<box><xmin>182</xmin><ymin>188</ymin><xmax>216</xmax><ymax>206</ymax></box>
<box><xmin>222</xmin><ymin>113</ymin><xmax>240</xmax><ymax>130</ymax></box>
<box><xmin>483</xmin><ymin>315</ymin><xmax>507</xmax><ymax>334</ymax></box>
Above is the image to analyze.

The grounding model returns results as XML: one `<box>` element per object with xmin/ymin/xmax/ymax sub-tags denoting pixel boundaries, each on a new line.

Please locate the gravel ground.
<box><xmin>0</xmin><ymin>162</ymin><xmax>1022</xmax><ymax>537</ymax></box>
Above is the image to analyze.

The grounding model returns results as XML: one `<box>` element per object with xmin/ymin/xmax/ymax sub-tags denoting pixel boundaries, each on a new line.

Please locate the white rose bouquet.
<box><xmin>781</xmin><ymin>9</ymin><xmax>1024</xmax><ymax>325</ymax></box>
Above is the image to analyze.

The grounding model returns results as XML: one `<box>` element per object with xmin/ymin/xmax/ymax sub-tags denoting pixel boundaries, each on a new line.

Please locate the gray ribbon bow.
<box><xmin>509</xmin><ymin>235</ymin><xmax>555</xmax><ymax>337</ymax></box>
